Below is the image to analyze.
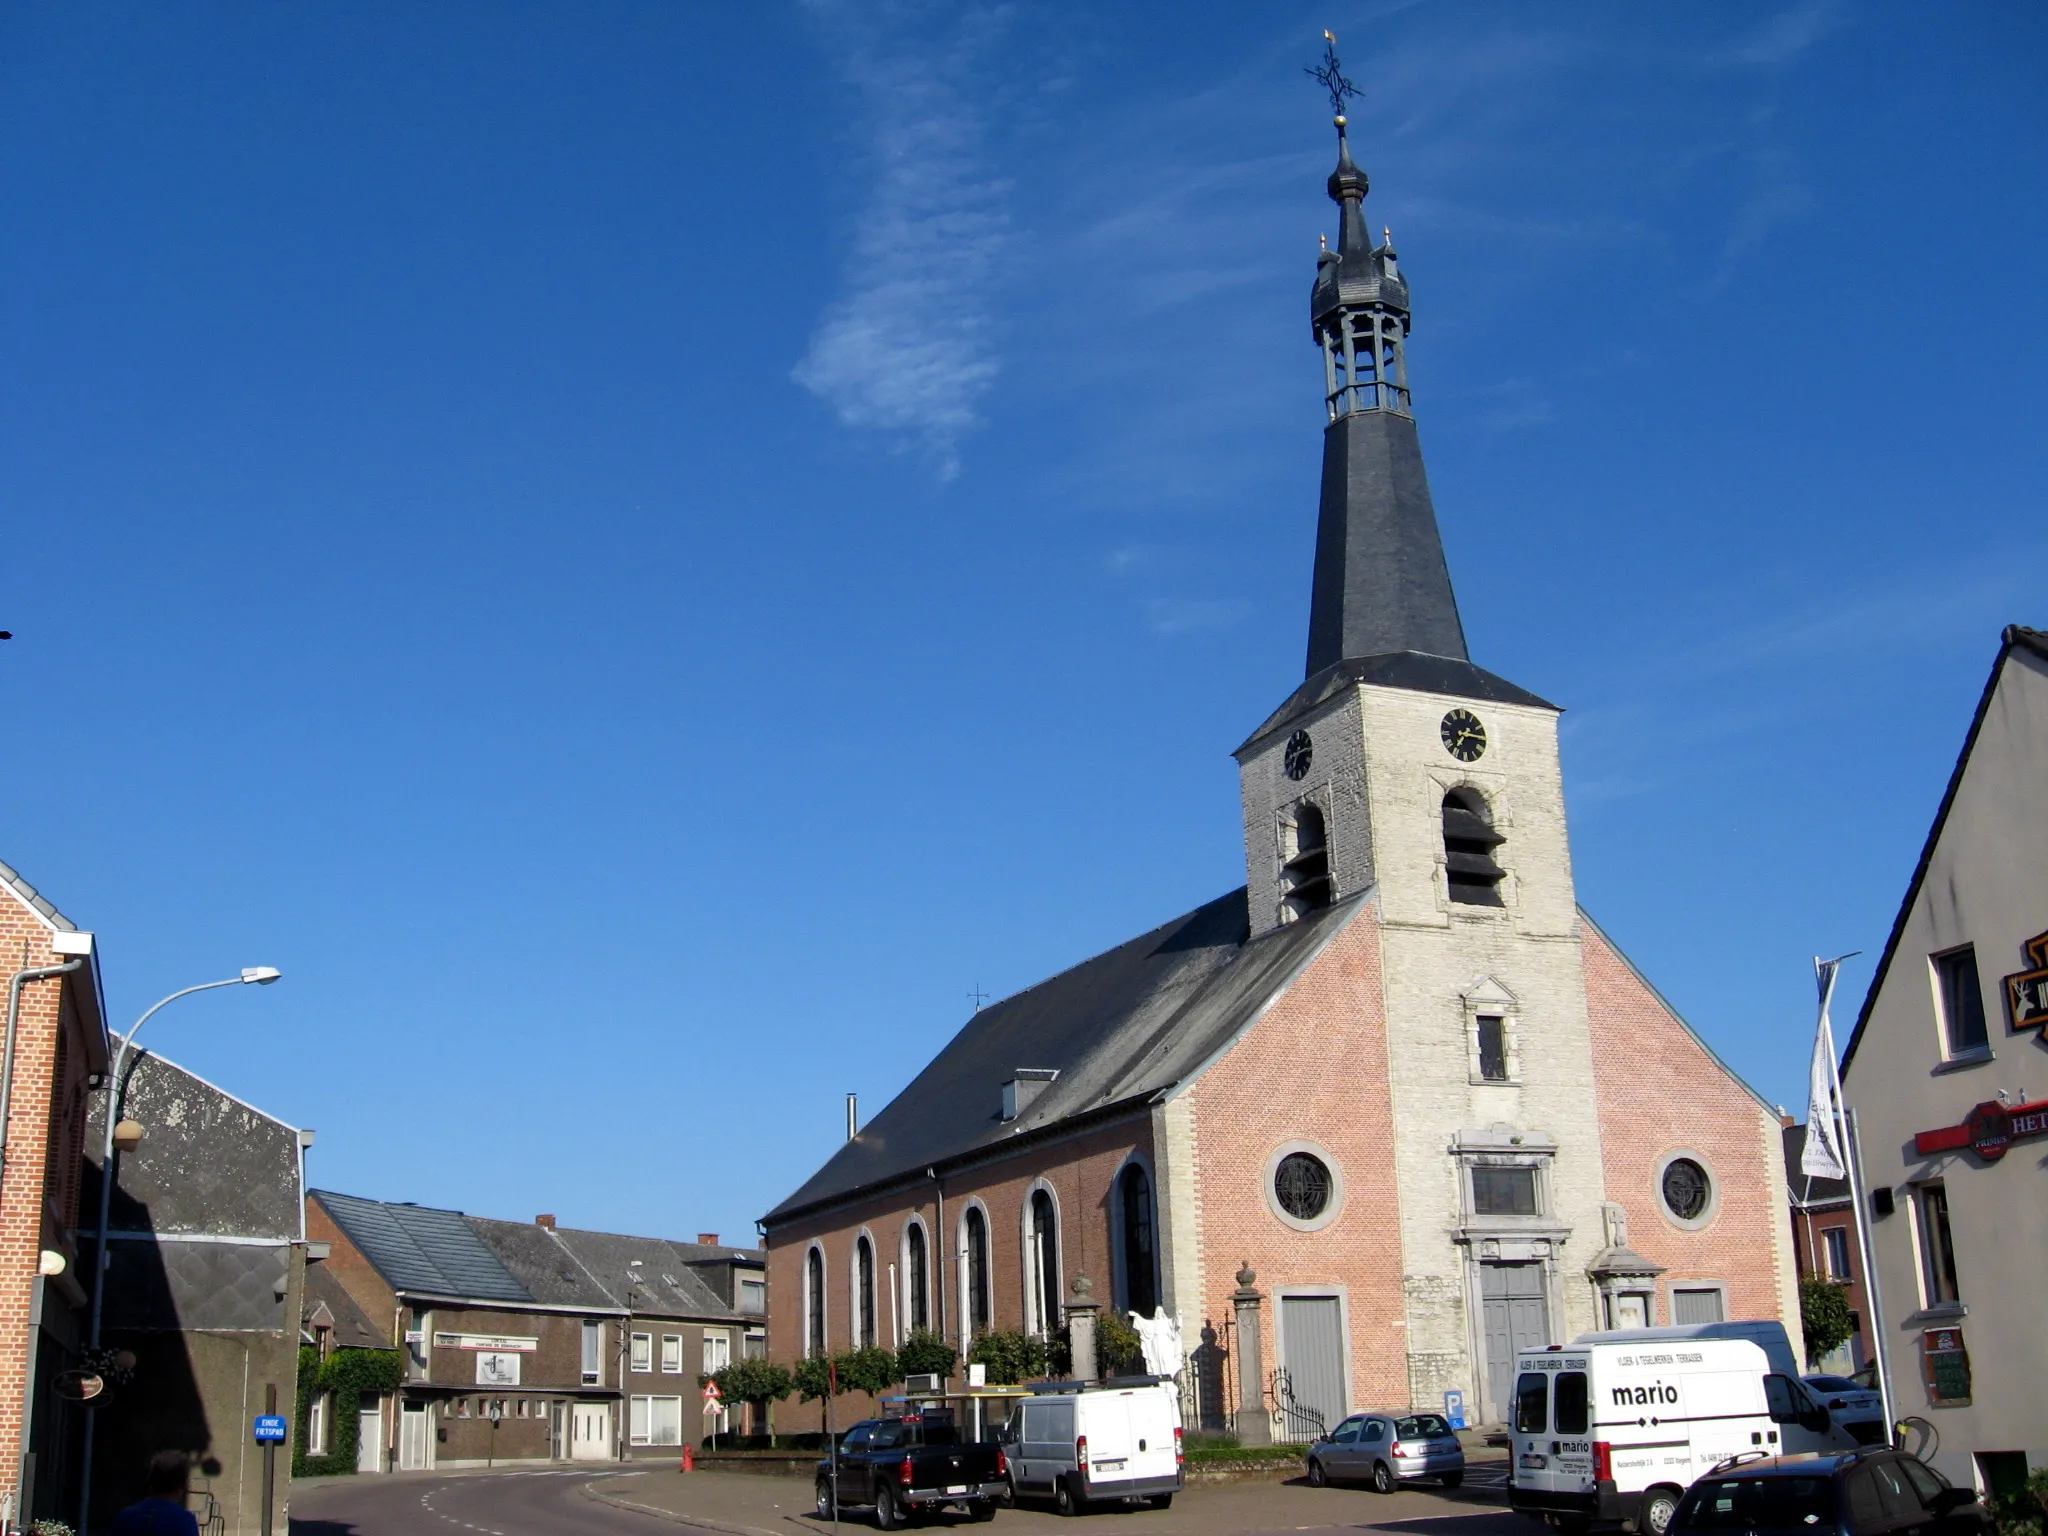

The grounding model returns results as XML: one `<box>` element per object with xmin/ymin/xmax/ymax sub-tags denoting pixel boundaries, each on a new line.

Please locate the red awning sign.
<box><xmin>1916</xmin><ymin>1099</ymin><xmax>2048</xmax><ymax>1161</ymax></box>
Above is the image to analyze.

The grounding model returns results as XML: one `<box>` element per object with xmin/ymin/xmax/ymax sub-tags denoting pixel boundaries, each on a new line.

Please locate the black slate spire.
<box><xmin>1302</xmin><ymin>111</ymin><xmax>1468</xmax><ymax>677</ymax></box>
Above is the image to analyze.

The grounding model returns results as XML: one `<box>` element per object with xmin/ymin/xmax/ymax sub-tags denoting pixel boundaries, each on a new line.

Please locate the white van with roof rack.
<box><xmin>1508</xmin><ymin>1323</ymin><xmax>1861</xmax><ymax>1536</ymax></box>
<box><xmin>998</xmin><ymin>1376</ymin><xmax>1184</xmax><ymax>1516</ymax></box>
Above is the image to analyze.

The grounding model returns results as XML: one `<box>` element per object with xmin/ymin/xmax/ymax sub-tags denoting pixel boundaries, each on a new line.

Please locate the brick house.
<box><xmin>0</xmin><ymin>859</ymin><xmax>108</xmax><ymax>1531</ymax></box>
<box><xmin>307</xmin><ymin>1191</ymin><xmax>765</xmax><ymax>1468</ymax></box>
<box><xmin>1782</xmin><ymin>1121</ymin><xmax>1870</xmax><ymax>1375</ymax></box>
<box><xmin>762</xmin><ymin>113</ymin><xmax>1796</xmax><ymax>1434</ymax></box>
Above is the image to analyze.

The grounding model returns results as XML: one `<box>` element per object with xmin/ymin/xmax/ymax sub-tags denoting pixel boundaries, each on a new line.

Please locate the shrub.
<box><xmin>1096</xmin><ymin>1312</ymin><xmax>1144</xmax><ymax>1377</ymax></box>
<box><xmin>293</xmin><ymin>1345</ymin><xmax>406</xmax><ymax>1477</ymax></box>
<box><xmin>837</xmin><ymin>1346</ymin><xmax>900</xmax><ymax>1397</ymax></box>
<box><xmin>1799</xmin><ymin>1277</ymin><xmax>1856</xmax><ymax>1364</ymax></box>
<box><xmin>969</xmin><ymin>1329</ymin><xmax>1049</xmax><ymax>1386</ymax></box>
<box><xmin>897</xmin><ymin>1328</ymin><xmax>958</xmax><ymax>1380</ymax></box>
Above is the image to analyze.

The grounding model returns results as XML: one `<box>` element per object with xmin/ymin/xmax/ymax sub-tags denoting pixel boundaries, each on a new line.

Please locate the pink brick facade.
<box><xmin>1581</xmin><ymin>920</ymin><xmax>1795</xmax><ymax>1329</ymax></box>
<box><xmin>1185</xmin><ymin>908</ymin><xmax>1407</xmax><ymax>1418</ymax></box>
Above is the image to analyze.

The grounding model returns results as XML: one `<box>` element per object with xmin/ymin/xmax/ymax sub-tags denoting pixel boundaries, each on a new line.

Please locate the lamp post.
<box><xmin>77</xmin><ymin>967</ymin><xmax>282</xmax><ymax>1536</ymax></box>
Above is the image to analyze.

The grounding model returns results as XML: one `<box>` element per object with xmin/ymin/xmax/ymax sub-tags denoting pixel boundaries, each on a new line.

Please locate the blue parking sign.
<box><xmin>254</xmin><ymin>1414</ymin><xmax>288</xmax><ymax>1443</ymax></box>
<box><xmin>1443</xmin><ymin>1390</ymin><xmax>1466</xmax><ymax>1430</ymax></box>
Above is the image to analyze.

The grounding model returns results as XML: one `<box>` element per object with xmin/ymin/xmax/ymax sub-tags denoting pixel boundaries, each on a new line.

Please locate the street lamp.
<box><xmin>77</xmin><ymin>966</ymin><xmax>283</xmax><ymax>1536</ymax></box>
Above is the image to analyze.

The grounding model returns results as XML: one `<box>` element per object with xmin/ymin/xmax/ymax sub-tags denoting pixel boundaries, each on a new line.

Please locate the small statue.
<box><xmin>1130</xmin><ymin>1308</ymin><xmax>1185</xmax><ymax>1378</ymax></box>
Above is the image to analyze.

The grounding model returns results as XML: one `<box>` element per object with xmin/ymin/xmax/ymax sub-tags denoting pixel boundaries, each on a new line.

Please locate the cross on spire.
<box><xmin>1306</xmin><ymin>31</ymin><xmax>1360</xmax><ymax>121</ymax></box>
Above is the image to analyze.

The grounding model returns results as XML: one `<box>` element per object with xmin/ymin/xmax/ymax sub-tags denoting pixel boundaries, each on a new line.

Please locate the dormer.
<box><xmin>1001</xmin><ymin>1068</ymin><xmax>1058</xmax><ymax>1122</ymax></box>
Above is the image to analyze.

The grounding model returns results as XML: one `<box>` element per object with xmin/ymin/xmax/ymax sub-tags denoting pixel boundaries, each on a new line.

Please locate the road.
<box><xmin>293</xmin><ymin>1461</ymin><xmax>1529</xmax><ymax>1536</ymax></box>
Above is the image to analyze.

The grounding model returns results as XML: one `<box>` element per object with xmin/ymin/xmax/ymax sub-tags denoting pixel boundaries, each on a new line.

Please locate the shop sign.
<box><xmin>433</xmin><ymin>1332</ymin><xmax>539</xmax><ymax>1352</ymax></box>
<box><xmin>1914</xmin><ymin>1098</ymin><xmax>2048</xmax><ymax>1161</ymax></box>
<box><xmin>1921</xmin><ymin>1326</ymin><xmax>1970</xmax><ymax>1407</ymax></box>
<box><xmin>475</xmin><ymin>1351</ymin><xmax>522</xmax><ymax>1387</ymax></box>
<box><xmin>2006</xmin><ymin>929</ymin><xmax>2048</xmax><ymax>1034</ymax></box>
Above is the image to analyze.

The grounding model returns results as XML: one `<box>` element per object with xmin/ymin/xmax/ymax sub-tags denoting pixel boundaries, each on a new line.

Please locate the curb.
<box><xmin>579</xmin><ymin>1473</ymin><xmax>794</xmax><ymax>1536</ymax></box>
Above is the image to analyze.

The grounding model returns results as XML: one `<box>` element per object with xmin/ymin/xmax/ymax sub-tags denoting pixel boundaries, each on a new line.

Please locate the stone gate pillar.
<box><xmin>1067</xmin><ymin>1273</ymin><xmax>1101</xmax><ymax>1383</ymax></box>
<box><xmin>1231</xmin><ymin>1262</ymin><xmax>1270</xmax><ymax>1445</ymax></box>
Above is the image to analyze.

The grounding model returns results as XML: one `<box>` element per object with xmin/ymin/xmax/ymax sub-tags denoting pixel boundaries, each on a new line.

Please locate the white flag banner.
<box><xmin>1802</xmin><ymin>957</ymin><xmax>1849</xmax><ymax>1180</ymax></box>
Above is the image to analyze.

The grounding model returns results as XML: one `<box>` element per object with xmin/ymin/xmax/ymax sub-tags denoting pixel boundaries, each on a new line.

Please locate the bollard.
<box><xmin>682</xmin><ymin>1444</ymin><xmax>695</xmax><ymax>1473</ymax></box>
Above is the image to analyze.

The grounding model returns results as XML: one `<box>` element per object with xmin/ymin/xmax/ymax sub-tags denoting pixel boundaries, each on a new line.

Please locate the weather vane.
<box><xmin>1306</xmin><ymin>30</ymin><xmax>1360</xmax><ymax>120</ymax></box>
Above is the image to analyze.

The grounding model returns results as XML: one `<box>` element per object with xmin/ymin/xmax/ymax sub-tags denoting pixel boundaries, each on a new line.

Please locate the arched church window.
<box><xmin>1028</xmin><ymin>1189</ymin><xmax>1060</xmax><ymax>1337</ymax></box>
<box><xmin>963</xmin><ymin>1206</ymin><xmax>990</xmax><ymax>1335</ymax></box>
<box><xmin>805</xmin><ymin>1245</ymin><xmax>826</xmax><ymax>1356</ymax></box>
<box><xmin>1442</xmin><ymin>789</ymin><xmax>1506</xmax><ymax>906</ymax></box>
<box><xmin>906</xmin><ymin>1221</ymin><xmax>930</xmax><ymax>1332</ymax></box>
<box><xmin>1282</xmin><ymin>802</ymin><xmax>1333</xmax><ymax>920</ymax></box>
<box><xmin>855</xmin><ymin>1235</ymin><xmax>876</xmax><ymax>1347</ymax></box>
<box><xmin>1119</xmin><ymin>1164</ymin><xmax>1158</xmax><ymax>1317</ymax></box>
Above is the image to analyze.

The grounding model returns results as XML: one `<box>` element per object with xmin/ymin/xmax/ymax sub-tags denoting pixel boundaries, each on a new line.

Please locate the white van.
<box><xmin>1508</xmin><ymin>1328</ymin><xmax>1849</xmax><ymax>1535</ymax></box>
<box><xmin>1002</xmin><ymin>1379</ymin><xmax>1183</xmax><ymax>1515</ymax></box>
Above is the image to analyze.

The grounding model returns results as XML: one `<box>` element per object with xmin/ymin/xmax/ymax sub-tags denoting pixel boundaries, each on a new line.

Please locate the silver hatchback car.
<box><xmin>1306</xmin><ymin>1411</ymin><xmax>1465</xmax><ymax>1493</ymax></box>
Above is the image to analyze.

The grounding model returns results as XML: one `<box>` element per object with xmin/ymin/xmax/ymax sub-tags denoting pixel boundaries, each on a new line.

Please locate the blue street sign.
<box><xmin>1443</xmin><ymin>1390</ymin><xmax>1466</xmax><ymax>1430</ymax></box>
<box><xmin>254</xmin><ymin>1415</ymin><xmax>288</xmax><ymax>1443</ymax></box>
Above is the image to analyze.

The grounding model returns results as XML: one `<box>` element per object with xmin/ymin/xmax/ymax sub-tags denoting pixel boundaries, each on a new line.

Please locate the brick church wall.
<box><xmin>1580</xmin><ymin>922</ymin><xmax>1796</xmax><ymax>1330</ymax></box>
<box><xmin>1186</xmin><ymin>907</ymin><xmax>1409</xmax><ymax>1416</ymax></box>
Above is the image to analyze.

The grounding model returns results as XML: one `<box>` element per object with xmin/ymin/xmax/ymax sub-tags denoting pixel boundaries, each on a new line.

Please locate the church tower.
<box><xmin>1234</xmin><ymin>94</ymin><xmax>1617</xmax><ymax>1413</ymax></box>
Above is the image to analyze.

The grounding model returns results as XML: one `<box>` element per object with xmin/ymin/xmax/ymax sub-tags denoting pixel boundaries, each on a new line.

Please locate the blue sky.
<box><xmin>2</xmin><ymin>3</ymin><xmax>2042</xmax><ymax>1245</ymax></box>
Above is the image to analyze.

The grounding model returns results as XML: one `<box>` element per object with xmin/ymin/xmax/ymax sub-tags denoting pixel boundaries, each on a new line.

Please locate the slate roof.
<box><xmin>313</xmin><ymin>1190</ymin><xmax>530</xmax><ymax>1303</ymax></box>
<box><xmin>0</xmin><ymin>854</ymin><xmax>80</xmax><ymax>930</ymax></box>
<box><xmin>1782</xmin><ymin>1124</ymin><xmax>1850</xmax><ymax>1207</ymax></box>
<box><xmin>766</xmin><ymin>888</ymin><xmax>1368</xmax><ymax>1224</ymax></box>
<box><xmin>304</xmin><ymin>1262</ymin><xmax>395</xmax><ymax>1351</ymax></box>
<box><xmin>1239</xmin><ymin>651</ymin><xmax>1558</xmax><ymax>757</ymax></box>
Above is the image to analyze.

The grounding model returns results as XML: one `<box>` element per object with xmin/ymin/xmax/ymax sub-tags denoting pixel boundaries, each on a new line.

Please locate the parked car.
<box><xmin>1802</xmin><ymin>1376</ymin><xmax>1887</xmax><ymax>1447</ymax></box>
<box><xmin>1306</xmin><ymin>1411</ymin><xmax>1465</xmax><ymax>1493</ymax></box>
<box><xmin>999</xmin><ymin>1378</ymin><xmax>1183</xmax><ymax>1515</ymax></box>
<box><xmin>814</xmin><ymin>1408</ymin><xmax>1006</xmax><ymax>1529</ymax></box>
<box><xmin>1670</xmin><ymin>1451</ymin><xmax>1990</xmax><ymax>1536</ymax></box>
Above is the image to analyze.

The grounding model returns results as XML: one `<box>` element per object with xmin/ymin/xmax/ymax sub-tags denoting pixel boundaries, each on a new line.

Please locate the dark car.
<box><xmin>815</xmin><ymin>1409</ymin><xmax>1007</xmax><ymax>1529</ymax></box>
<box><xmin>1671</xmin><ymin>1451</ymin><xmax>1990</xmax><ymax>1536</ymax></box>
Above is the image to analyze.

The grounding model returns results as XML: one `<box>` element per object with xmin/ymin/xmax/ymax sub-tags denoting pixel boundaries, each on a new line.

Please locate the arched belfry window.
<box><xmin>963</xmin><ymin>1206</ymin><xmax>990</xmax><ymax>1336</ymax></box>
<box><xmin>905</xmin><ymin>1222</ymin><xmax>930</xmax><ymax>1333</ymax></box>
<box><xmin>1027</xmin><ymin>1189</ymin><xmax>1061</xmax><ymax>1338</ymax></box>
<box><xmin>1118</xmin><ymin>1164</ymin><xmax>1159</xmax><ymax>1317</ymax></box>
<box><xmin>1281</xmin><ymin>802</ymin><xmax>1333</xmax><ymax>920</ymax></box>
<box><xmin>1442</xmin><ymin>789</ymin><xmax>1506</xmax><ymax>907</ymax></box>
<box><xmin>854</xmin><ymin>1235</ymin><xmax>876</xmax><ymax>1347</ymax></box>
<box><xmin>805</xmin><ymin>1245</ymin><xmax>826</xmax><ymax>1356</ymax></box>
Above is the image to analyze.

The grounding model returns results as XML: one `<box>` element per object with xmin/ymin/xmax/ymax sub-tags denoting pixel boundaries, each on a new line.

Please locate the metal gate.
<box><xmin>1480</xmin><ymin>1263</ymin><xmax>1551</xmax><ymax>1423</ymax></box>
<box><xmin>1278</xmin><ymin>1295</ymin><xmax>1344</xmax><ymax>1441</ymax></box>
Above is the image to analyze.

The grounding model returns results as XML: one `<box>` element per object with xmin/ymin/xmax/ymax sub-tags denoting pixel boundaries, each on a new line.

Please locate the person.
<box><xmin>111</xmin><ymin>1450</ymin><xmax>200</xmax><ymax>1536</ymax></box>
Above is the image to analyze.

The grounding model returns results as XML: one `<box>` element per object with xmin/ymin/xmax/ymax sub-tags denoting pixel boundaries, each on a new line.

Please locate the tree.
<box><xmin>1096</xmin><ymin>1312</ymin><xmax>1144</xmax><ymax>1377</ymax></box>
<box><xmin>837</xmin><ymin>1346</ymin><xmax>900</xmax><ymax>1397</ymax></box>
<box><xmin>707</xmin><ymin>1358</ymin><xmax>794</xmax><ymax>1445</ymax></box>
<box><xmin>969</xmin><ymin>1329</ymin><xmax>1049</xmax><ymax>1386</ymax></box>
<box><xmin>897</xmin><ymin>1328</ymin><xmax>958</xmax><ymax>1380</ymax></box>
<box><xmin>1799</xmin><ymin>1277</ymin><xmax>1856</xmax><ymax>1364</ymax></box>
<box><xmin>793</xmin><ymin>1354</ymin><xmax>836</xmax><ymax>1403</ymax></box>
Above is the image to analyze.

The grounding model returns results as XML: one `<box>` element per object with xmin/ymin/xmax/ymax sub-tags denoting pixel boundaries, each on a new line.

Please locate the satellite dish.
<box><xmin>55</xmin><ymin>1371</ymin><xmax>105</xmax><ymax>1403</ymax></box>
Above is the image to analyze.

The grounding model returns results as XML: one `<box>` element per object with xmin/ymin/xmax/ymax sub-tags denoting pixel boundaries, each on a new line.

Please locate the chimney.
<box><xmin>535</xmin><ymin>1214</ymin><xmax>556</xmax><ymax>1229</ymax></box>
<box><xmin>697</xmin><ymin>1233</ymin><xmax>720</xmax><ymax>1247</ymax></box>
<box><xmin>846</xmin><ymin>1092</ymin><xmax>859</xmax><ymax>1141</ymax></box>
<box><xmin>1001</xmin><ymin>1068</ymin><xmax>1060</xmax><ymax>1122</ymax></box>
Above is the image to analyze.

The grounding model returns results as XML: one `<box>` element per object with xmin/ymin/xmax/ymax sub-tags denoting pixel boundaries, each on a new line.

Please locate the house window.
<box><xmin>1027</xmin><ymin>1189</ymin><xmax>1060</xmax><ymax>1338</ymax></box>
<box><xmin>1471</xmin><ymin>1165</ymin><xmax>1538</xmax><ymax>1216</ymax></box>
<box><xmin>1477</xmin><ymin>1016</ymin><xmax>1508</xmax><ymax>1082</ymax></box>
<box><xmin>629</xmin><ymin>1396</ymin><xmax>684</xmax><ymax>1447</ymax></box>
<box><xmin>662</xmin><ymin>1335</ymin><xmax>684</xmax><ymax>1374</ymax></box>
<box><xmin>1281</xmin><ymin>801</ymin><xmax>1333</xmax><ymax>919</ymax></box>
<box><xmin>743</xmin><ymin>1328</ymin><xmax>766</xmax><ymax>1360</ymax></box>
<box><xmin>581</xmin><ymin>1320</ymin><xmax>603</xmax><ymax>1385</ymax></box>
<box><xmin>963</xmin><ymin>1207</ymin><xmax>990</xmax><ymax>1334</ymax></box>
<box><xmin>630</xmin><ymin>1333</ymin><xmax>652</xmax><ymax>1373</ymax></box>
<box><xmin>1933</xmin><ymin>948</ymin><xmax>1989</xmax><ymax>1057</ymax></box>
<box><xmin>737</xmin><ymin>1273</ymin><xmax>766</xmax><ymax>1315</ymax></box>
<box><xmin>308</xmin><ymin>1392</ymin><xmax>331</xmax><ymax>1455</ymax></box>
<box><xmin>806</xmin><ymin>1245</ymin><xmax>826</xmax><ymax>1355</ymax></box>
<box><xmin>1822</xmin><ymin>1227</ymin><xmax>1852</xmax><ymax>1281</ymax></box>
<box><xmin>905</xmin><ymin>1222</ymin><xmax>930</xmax><ymax>1332</ymax></box>
<box><xmin>1916</xmin><ymin>1183</ymin><xmax>1961</xmax><ymax>1304</ymax></box>
<box><xmin>855</xmin><ymin>1235</ymin><xmax>877</xmax><ymax>1347</ymax></box>
<box><xmin>702</xmin><ymin>1329</ymin><xmax>730</xmax><ymax>1376</ymax></box>
<box><xmin>1442</xmin><ymin>789</ymin><xmax>1506</xmax><ymax>907</ymax></box>
<box><xmin>1672</xmin><ymin>1287</ymin><xmax>1726</xmax><ymax>1324</ymax></box>
<box><xmin>1118</xmin><ymin>1164</ymin><xmax>1157</xmax><ymax>1316</ymax></box>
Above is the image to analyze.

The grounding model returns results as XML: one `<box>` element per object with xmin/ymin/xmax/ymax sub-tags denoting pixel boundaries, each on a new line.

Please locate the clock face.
<box><xmin>1283</xmin><ymin>730</ymin><xmax>1314</xmax><ymax>781</ymax></box>
<box><xmin>1440</xmin><ymin>708</ymin><xmax>1486</xmax><ymax>762</ymax></box>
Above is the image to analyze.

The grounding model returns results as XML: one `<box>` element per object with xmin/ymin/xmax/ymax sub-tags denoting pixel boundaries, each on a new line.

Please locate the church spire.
<box><xmin>1301</xmin><ymin>40</ymin><xmax>1468</xmax><ymax>677</ymax></box>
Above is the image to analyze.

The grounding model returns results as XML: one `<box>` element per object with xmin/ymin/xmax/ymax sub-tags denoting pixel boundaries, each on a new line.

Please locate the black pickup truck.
<box><xmin>814</xmin><ymin>1408</ymin><xmax>1006</xmax><ymax>1529</ymax></box>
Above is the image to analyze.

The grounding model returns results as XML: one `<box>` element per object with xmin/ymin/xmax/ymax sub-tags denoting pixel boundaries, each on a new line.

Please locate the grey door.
<box><xmin>1481</xmin><ymin>1263</ymin><xmax>1551</xmax><ymax>1423</ymax></box>
<box><xmin>1280</xmin><ymin>1295</ymin><xmax>1346</xmax><ymax>1440</ymax></box>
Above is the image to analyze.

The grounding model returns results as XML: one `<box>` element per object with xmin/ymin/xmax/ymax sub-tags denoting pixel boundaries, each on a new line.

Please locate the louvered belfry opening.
<box><xmin>1282</xmin><ymin>802</ymin><xmax>1333</xmax><ymax>919</ymax></box>
<box><xmin>1442</xmin><ymin>788</ymin><xmax>1506</xmax><ymax>906</ymax></box>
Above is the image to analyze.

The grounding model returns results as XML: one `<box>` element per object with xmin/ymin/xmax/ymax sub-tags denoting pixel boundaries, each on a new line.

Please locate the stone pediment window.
<box><xmin>1461</xmin><ymin>977</ymin><xmax>1522</xmax><ymax>1086</ymax></box>
<box><xmin>1449</xmin><ymin>1124</ymin><xmax>1565</xmax><ymax>1249</ymax></box>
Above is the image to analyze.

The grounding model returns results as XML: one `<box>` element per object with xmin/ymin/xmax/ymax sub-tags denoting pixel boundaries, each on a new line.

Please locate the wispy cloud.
<box><xmin>1710</xmin><ymin>0</ymin><xmax>1845</xmax><ymax>69</ymax></box>
<box><xmin>793</xmin><ymin>3</ymin><xmax>1011</xmax><ymax>481</ymax></box>
<box><xmin>1145</xmin><ymin>597</ymin><xmax>1251</xmax><ymax>636</ymax></box>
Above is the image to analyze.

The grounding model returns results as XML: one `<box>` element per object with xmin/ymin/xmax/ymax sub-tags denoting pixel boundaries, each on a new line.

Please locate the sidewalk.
<box><xmin>584</xmin><ymin>1466</ymin><xmax>1530</xmax><ymax>1536</ymax></box>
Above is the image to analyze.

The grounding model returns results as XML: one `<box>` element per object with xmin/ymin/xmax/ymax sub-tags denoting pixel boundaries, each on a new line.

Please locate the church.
<box><xmin>761</xmin><ymin>105</ymin><xmax>1795</xmax><ymax>1433</ymax></box>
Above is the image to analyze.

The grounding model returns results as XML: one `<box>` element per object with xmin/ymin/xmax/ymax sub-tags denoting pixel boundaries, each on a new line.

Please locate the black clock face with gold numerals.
<box><xmin>1283</xmin><ymin>729</ymin><xmax>1314</xmax><ymax>781</ymax></box>
<box><xmin>1440</xmin><ymin>708</ymin><xmax>1486</xmax><ymax>762</ymax></box>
